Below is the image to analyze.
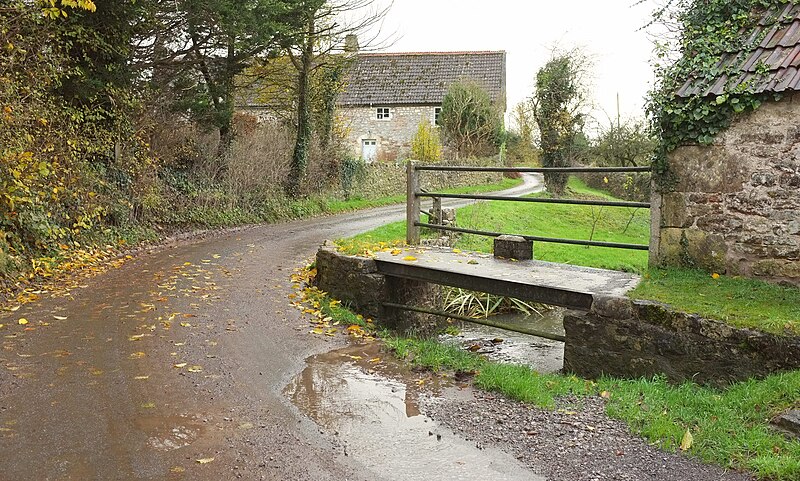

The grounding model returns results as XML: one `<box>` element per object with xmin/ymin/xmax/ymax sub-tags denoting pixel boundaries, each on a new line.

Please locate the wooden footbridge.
<box><xmin>377</xmin><ymin>163</ymin><xmax>652</xmax><ymax>340</ymax></box>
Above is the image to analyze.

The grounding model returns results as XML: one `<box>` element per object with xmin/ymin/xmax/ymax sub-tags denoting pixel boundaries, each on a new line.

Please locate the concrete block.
<box><xmin>493</xmin><ymin>235</ymin><xmax>533</xmax><ymax>260</ymax></box>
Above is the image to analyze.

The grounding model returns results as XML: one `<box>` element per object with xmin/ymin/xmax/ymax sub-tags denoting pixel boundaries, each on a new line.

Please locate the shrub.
<box><xmin>410</xmin><ymin>120</ymin><xmax>443</xmax><ymax>162</ymax></box>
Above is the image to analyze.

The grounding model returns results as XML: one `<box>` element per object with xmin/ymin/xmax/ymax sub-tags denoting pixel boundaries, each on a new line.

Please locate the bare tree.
<box><xmin>439</xmin><ymin>80</ymin><xmax>504</xmax><ymax>159</ymax></box>
<box><xmin>284</xmin><ymin>0</ymin><xmax>393</xmax><ymax>197</ymax></box>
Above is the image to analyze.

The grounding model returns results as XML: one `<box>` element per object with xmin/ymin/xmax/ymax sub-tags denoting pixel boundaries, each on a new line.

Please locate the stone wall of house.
<box><xmin>339</xmin><ymin>105</ymin><xmax>438</xmax><ymax>161</ymax></box>
<box><xmin>654</xmin><ymin>92</ymin><xmax>800</xmax><ymax>285</ymax></box>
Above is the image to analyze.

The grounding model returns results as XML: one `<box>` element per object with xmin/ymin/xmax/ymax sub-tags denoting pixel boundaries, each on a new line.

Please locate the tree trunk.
<box><xmin>286</xmin><ymin>19</ymin><xmax>315</xmax><ymax>198</ymax></box>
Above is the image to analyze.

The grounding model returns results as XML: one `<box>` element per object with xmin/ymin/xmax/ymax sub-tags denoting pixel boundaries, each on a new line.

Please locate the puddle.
<box><xmin>439</xmin><ymin>309</ymin><xmax>565</xmax><ymax>373</ymax></box>
<box><xmin>286</xmin><ymin>343</ymin><xmax>541</xmax><ymax>481</ymax></box>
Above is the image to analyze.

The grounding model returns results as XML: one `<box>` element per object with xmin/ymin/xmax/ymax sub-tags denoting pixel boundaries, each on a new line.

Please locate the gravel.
<box><xmin>421</xmin><ymin>388</ymin><xmax>756</xmax><ymax>481</ymax></box>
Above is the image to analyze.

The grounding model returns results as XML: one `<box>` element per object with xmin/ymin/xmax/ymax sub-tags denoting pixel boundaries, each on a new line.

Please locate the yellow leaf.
<box><xmin>53</xmin><ymin>315</ymin><xmax>68</xmax><ymax>320</ymax></box>
<box><xmin>180</xmin><ymin>322</ymin><xmax>192</xmax><ymax>327</ymax></box>
<box><xmin>141</xmin><ymin>402</ymin><xmax>156</xmax><ymax>409</ymax></box>
<box><xmin>173</xmin><ymin>362</ymin><xmax>187</xmax><ymax>368</ymax></box>
<box><xmin>0</xmin><ymin>324</ymin><xmax>4</xmax><ymax>329</ymax></box>
<box><xmin>170</xmin><ymin>466</ymin><xmax>185</xmax><ymax>473</ymax></box>
<box><xmin>128</xmin><ymin>334</ymin><xmax>144</xmax><ymax>341</ymax></box>
<box><xmin>680</xmin><ymin>428</ymin><xmax>693</xmax><ymax>451</ymax></box>
<box><xmin>452</xmin><ymin>249</ymin><xmax>462</xmax><ymax>254</ymax></box>
<box><xmin>134</xmin><ymin>375</ymin><xmax>149</xmax><ymax>380</ymax></box>
<box><xmin>369</xmin><ymin>357</ymin><xmax>381</xmax><ymax>363</ymax></box>
<box><xmin>17</xmin><ymin>318</ymin><xmax>28</xmax><ymax>325</ymax></box>
<box><xmin>129</xmin><ymin>351</ymin><xmax>146</xmax><ymax>359</ymax></box>
<box><xmin>402</xmin><ymin>256</ymin><xmax>417</xmax><ymax>262</ymax></box>
<box><xmin>187</xmin><ymin>365</ymin><xmax>203</xmax><ymax>373</ymax></box>
<box><xmin>196</xmin><ymin>457</ymin><xmax>215</xmax><ymax>464</ymax></box>
<box><xmin>711</xmin><ymin>272</ymin><xmax>720</xmax><ymax>280</ymax></box>
<box><xmin>390</xmin><ymin>249</ymin><xmax>402</xmax><ymax>255</ymax></box>
<box><xmin>600</xmin><ymin>390</ymin><xmax>611</xmax><ymax>399</ymax></box>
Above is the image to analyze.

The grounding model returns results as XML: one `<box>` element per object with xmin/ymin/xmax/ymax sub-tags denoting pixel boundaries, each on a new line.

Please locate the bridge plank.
<box><xmin>374</xmin><ymin>247</ymin><xmax>640</xmax><ymax>311</ymax></box>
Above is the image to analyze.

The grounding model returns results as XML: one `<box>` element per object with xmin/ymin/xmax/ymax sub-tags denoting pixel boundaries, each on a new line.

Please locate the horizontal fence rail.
<box><xmin>382</xmin><ymin>302</ymin><xmax>566</xmax><ymax>342</ymax></box>
<box><xmin>416</xmin><ymin>192</ymin><xmax>650</xmax><ymax>209</ymax></box>
<box><xmin>414</xmin><ymin>222</ymin><xmax>650</xmax><ymax>250</ymax></box>
<box><xmin>415</xmin><ymin>165</ymin><xmax>652</xmax><ymax>173</ymax></box>
<box><xmin>406</xmin><ymin>162</ymin><xmax>651</xmax><ymax>251</ymax></box>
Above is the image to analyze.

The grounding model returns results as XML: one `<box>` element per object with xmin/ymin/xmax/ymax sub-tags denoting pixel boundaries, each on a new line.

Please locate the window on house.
<box><xmin>376</xmin><ymin>107</ymin><xmax>391</xmax><ymax>120</ymax></box>
<box><xmin>434</xmin><ymin>107</ymin><xmax>442</xmax><ymax>125</ymax></box>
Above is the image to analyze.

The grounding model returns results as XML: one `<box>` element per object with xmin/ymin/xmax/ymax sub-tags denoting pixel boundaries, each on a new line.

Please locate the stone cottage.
<box><xmin>652</xmin><ymin>2</ymin><xmax>800</xmax><ymax>286</ymax></box>
<box><xmin>337</xmin><ymin>51</ymin><xmax>506</xmax><ymax>162</ymax></box>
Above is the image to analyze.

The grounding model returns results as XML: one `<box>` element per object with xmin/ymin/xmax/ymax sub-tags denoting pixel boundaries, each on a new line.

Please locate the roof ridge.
<box><xmin>358</xmin><ymin>50</ymin><xmax>505</xmax><ymax>57</ymax></box>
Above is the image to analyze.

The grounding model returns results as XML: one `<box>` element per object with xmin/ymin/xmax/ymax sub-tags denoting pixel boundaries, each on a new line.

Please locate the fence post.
<box><xmin>406</xmin><ymin>161</ymin><xmax>421</xmax><ymax>244</ymax></box>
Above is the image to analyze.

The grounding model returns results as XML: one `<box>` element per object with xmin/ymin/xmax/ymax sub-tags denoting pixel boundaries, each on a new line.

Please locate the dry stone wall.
<box><xmin>564</xmin><ymin>296</ymin><xmax>800</xmax><ymax>387</ymax></box>
<box><xmin>656</xmin><ymin>92</ymin><xmax>800</xmax><ymax>285</ymax></box>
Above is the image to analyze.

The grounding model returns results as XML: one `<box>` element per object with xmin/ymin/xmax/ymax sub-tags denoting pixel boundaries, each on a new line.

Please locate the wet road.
<box><xmin>0</xmin><ymin>176</ymin><xmax>542</xmax><ymax>480</ymax></box>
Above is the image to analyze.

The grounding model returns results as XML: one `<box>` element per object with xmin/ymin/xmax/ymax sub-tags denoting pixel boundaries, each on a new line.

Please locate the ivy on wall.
<box><xmin>647</xmin><ymin>0</ymin><xmax>798</xmax><ymax>189</ymax></box>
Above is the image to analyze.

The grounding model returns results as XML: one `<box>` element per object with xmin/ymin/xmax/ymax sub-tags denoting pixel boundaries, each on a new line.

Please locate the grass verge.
<box><xmin>630</xmin><ymin>268</ymin><xmax>800</xmax><ymax>336</ymax></box>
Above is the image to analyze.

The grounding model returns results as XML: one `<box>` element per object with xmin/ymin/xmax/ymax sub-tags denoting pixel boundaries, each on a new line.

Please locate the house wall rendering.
<box><xmin>654</xmin><ymin>92</ymin><xmax>800</xmax><ymax>286</ymax></box>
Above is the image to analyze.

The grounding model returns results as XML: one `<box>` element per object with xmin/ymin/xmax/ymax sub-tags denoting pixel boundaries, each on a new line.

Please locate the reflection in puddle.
<box><xmin>286</xmin><ymin>344</ymin><xmax>542</xmax><ymax>481</ymax></box>
<box><xmin>440</xmin><ymin>309</ymin><xmax>565</xmax><ymax>373</ymax></box>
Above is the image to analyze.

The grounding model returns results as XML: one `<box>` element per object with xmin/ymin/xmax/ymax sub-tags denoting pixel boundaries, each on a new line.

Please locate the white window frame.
<box><xmin>433</xmin><ymin>106</ymin><xmax>442</xmax><ymax>126</ymax></box>
<box><xmin>376</xmin><ymin>107</ymin><xmax>391</xmax><ymax>120</ymax></box>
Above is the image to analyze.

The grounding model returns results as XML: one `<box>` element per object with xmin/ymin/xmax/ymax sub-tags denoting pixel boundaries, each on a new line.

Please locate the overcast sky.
<box><xmin>367</xmin><ymin>0</ymin><xmax>659</xmax><ymax>130</ymax></box>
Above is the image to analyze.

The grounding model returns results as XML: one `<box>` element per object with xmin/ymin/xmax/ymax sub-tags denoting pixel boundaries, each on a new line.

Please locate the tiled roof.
<box><xmin>337</xmin><ymin>51</ymin><xmax>506</xmax><ymax>107</ymax></box>
<box><xmin>677</xmin><ymin>3</ymin><xmax>800</xmax><ymax>97</ymax></box>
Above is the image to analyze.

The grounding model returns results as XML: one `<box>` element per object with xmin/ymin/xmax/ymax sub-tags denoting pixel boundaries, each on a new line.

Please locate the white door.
<box><xmin>362</xmin><ymin>139</ymin><xmax>377</xmax><ymax>163</ymax></box>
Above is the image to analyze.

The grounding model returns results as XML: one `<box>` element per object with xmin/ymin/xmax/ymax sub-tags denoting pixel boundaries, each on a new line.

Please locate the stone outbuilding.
<box><xmin>652</xmin><ymin>3</ymin><xmax>800</xmax><ymax>286</ymax></box>
<box><xmin>337</xmin><ymin>51</ymin><xmax>506</xmax><ymax>162</ymax></box>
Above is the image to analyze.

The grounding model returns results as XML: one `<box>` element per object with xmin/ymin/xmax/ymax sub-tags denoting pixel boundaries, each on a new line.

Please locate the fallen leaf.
<box><xmin>129</xmin><ymin>352</ymin><xmax>146</xmax><ymax>359</ymax></box>
<box><xmin>173</xmin><ymin>362</ymin><xmax>187</xmax><ymax>368</ymax></box>
<box><xmin>53</xmin><ymin>315</ymin><xmax>68</xmax><ymax>320</ymax></box>
<box><xmin>180</xmin><ymin>322</ymin><xmax>192</xmax><ymax>327</ymax></box>
<box><xmin>467</xmin><ymin>259</ymin><xmax>479</xmax><ymax>265</ymax></box>
<box><xmin>128</xmin><ymin>334</ymin><xmax>144</xmax><ymax>341</ymax></box>
<box><xmin>600</xmin><ymin>390</ymin><xmax>611</xmax><ymax>399</ymax></box>
<box><xmin>680</xmin><ymin>428</ymin><xmax>693</xmax><ymax>451</ymax></box>
<box><xmin>141</xmin><ymin>402</ymin><xmax>156</xmax><ymax>409</ymax></box>
<box><xmin>170</xmin><ymin>466</ymin><xmax>185</xmax><ymax>473</ymax></box>
<box><xmin>17</xmin><ymin>318</ymin><xmax>28</xmax><ymax>325</ymax></box>
<box><xmin>134</xmin><ymin>375</ymin><xmax>149</xmax><ymax>380</ymax></box>
<box><xmin>369</xmin><ymin>357</ymin><xmax>381</xmax><ymax>363</ymax></box>
<box><xmin>402</xmin><ymin>256</ymin><xmax>417</xmax><ymax>262</ymax></box>
<box><xmin>711</xmin><ymin>272</ymin><xmax>720</xmax><ymax>280</ymax></box>
<box><xmin>196</xmin><ymin>457</ymin><xmax>214</xmax><ymax>464</ymax></box>
<box><xmin>187</xmin><ymin>365</ymin><xmax>203</xmax><ymax>373</ymax></box>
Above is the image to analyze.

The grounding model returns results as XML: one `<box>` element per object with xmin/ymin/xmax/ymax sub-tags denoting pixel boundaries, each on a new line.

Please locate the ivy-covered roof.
<box><xmin>337</xmin><ymin>51</ymin><xmax>506</xmax><ymax>107</ymax></box>
<box><xmin>677</xmin><ymin>2</ymin><xmax>800</xmax><ymax>97</ymax></box>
